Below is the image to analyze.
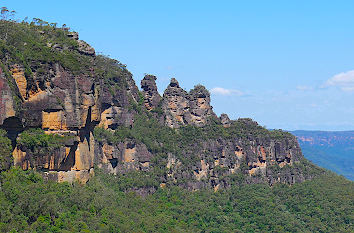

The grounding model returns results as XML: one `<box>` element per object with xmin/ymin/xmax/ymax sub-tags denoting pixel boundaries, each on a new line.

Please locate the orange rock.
<box><xmin>99</xmin><ymin>106</ymin><xmax>120</xmax><ymax>129</ymax></box>
<box><xmin>11</xmin><ymin>65</ymin><xmax>27</xmax><ymax>100</ymax></box>
<box><xmin>214</xmin><ymin>159</ymin><xmax>220</xmax><ymax>166</ymax></box>
<box><xmin>12</xmin><ymin>147</ymin><xmax>27</xmax><ymax>169</ymax></box>
<box><xmin>91</xmin><ymin>104</ymin><xmax>101</xmax><ymax>122</ymax></box>
<box><xmin>214</xmin><ymin>184</ymin><xmax>220</xmax><ymax>192</ymax></box>
<box><xmin>73</xmin><ymin>132</ymin><xmax>95</xmax><ymax>170</ymax></box>
<box><xmin>49</xmin><ymin>155</ymin><xmax>55</xmax><ymax>170</ymax></box>
<box><xmin>56</xmin><ymin>169</ymin><xmax>93</xmax><ymax>184</ymax></box>
<box><xmin>168</xmin><ymin>101</ymin><xmax>177</xmax><ymax>110</ymax></box>
<box><xmin>197</xmin><ymin>97</ymin><xmax>208</xmax><ymax>109</ymax></box>
<box><xmin>141</xmin><ymin>161</ymin><xmax>150</xmax><ymax>167</ymax></box>
<box><xmin>279</xmin><ymin>161</ymin><xmax>292</xmax><ymax>168</ymax></box>
<box><xmin>260</xmin><ymin>146</ymin><xmax>267</xmax><ymax>161</ymax></box>
<box><xmin>249</xmin><ymin>168</ymin><xmax>257</xmax><ymax>175</ymax></box>
<box><xmin>27</xmin><ymin>90</ymin><xmax>47</xmax><ymax>102</ymax></box>
<box><xmin>194</xmin><ymin>159</ymin><xmax>209</xmax><ymax>181</ymax></box>
<box><xmin>175</xmin><ymin>115</ymin><xmax>183</xmax><ymax>123</ymax></box>
<box><xmin>234</xmin><ymin>146</ymin><xmax>243</xmax><ymax>158</ymax></box>
<box><xmin>123</xmin><ymin>145</ymin><xmax>136</xmax><ymax>163</ymax></box>
<box><xmin>102</xmin><ymin>143</ymin><xmax>115</xmax><ymax>160</ymax></box>
<box><xmin>42</xmin><ymin>110</ymin><xmax>67</xmax><ymax>130</ymax></box>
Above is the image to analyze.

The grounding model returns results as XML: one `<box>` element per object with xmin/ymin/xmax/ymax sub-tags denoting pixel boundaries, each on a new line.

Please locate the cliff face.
<box><xmin>0</xmin><ymin>25</ymin><xmax>139</xmax><ymax>183</ymax></box>
<box><xmin>0</xmin><ymin>70</ymin><xmax>16</xmax><ymax>126</ymax></box>
<box><xmin>0</xmin><ymin>21</ymin><xmax>320</xmax><ymax>189</ymax></box>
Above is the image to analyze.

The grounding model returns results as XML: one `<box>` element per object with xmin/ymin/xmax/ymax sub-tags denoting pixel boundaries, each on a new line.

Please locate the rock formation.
<box><xmin>0</xmin><ymin>29</ymin><xmax>139</xmax><ymax>183</ymax></box>
<box><xmin>97</xmin><ymin>140</ymin><xmax>153</xmax><ymax>174</ymax></box>
<box><xmin>188</xmin><ymin>85</ymin><xmax>216</xmax><ymax>127</ymax></box>
<box><xmin>141</xmin><ymin>74</ymin><xmax>161</xmax><ymax>110</ymax></box>
<box><xmin>0</xmin><ymin>21</ymin><xmax>320</xmax><ymax>189</ymax></box>
<box><xmin>220</xmin><ymin>113</ymin><xmax>231</xmax><ymax>128</ymax></box>
<box><xmin>162</xmin><ymin>78</ymin><xmax>191</xmax><ymax>128</ymax></box>
<box><xmin>162</xmin><ymin>78</ymin><xmax>216</xmax><ymax>128</ymax></box>
<box><xmin>161</xmin><ymin>119</ymin><xmax>305</xmax><ymax>190</ymax></box>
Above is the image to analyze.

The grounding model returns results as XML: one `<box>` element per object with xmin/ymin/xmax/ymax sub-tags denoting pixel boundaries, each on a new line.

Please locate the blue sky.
<box><xmin>4</xmin><ymin>0</ymin><xmax>354</xmax><ymax>130</ymax></box>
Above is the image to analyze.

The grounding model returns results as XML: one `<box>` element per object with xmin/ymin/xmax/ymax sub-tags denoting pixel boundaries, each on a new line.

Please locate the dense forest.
<box><xmin>0</xmin><ymin>167</ymin><xmax>353</xmax><ymax>232</ymax></box>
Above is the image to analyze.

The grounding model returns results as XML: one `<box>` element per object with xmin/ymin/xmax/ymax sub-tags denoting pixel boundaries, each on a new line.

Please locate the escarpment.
<box><xmin>0</xmin><ymin>20</ymin><xmax>322</xmax><ymax>189</ymax></box>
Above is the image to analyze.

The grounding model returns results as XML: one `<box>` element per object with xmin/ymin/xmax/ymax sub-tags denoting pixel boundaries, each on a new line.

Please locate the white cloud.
<box><xmin>210</xmin><ymin>87</ymin><xmax>244</xmax><ymax>96</ymax></box>
<box><xmin>323</xmin><ymin>70</ymin><xmax>354</xmax><ymax>91</ymax></box>
<box><xmin>296</xmin><ymin>85</ymin><xmax>313</xmax><ymax>91</ymax></box>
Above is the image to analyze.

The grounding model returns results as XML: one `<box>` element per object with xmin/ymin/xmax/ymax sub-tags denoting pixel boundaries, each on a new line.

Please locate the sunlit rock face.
<box><xmin>6</xmin><ymin>60</ymin><xmax>138</xmax><ymax>183</ymax></box>
<box><xmin>161</xmin><ymin>78</ymin><xmax>216</xmax><ymax>128</ymax></box>
<box><xmin>96</xmin><ymin>140</ymin><xmax>153</xmax><ymax>174</ymax></box>
<box><xmin>0</xmin><ymin>30</ymin><xmax>141</xmax><ymax>183</ymax></box>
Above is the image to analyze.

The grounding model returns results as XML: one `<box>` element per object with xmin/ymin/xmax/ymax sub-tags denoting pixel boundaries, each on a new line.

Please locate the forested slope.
<box><xmin>0</xmin><ymin>168</ymin><xmax>353</xmax><ymax>232</ymax></box>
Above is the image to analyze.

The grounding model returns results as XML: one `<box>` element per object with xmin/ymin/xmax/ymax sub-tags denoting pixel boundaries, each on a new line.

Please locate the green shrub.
<box><xmin>17</xmin><ymin>128</ymin><xmax>68</xmax><ymax>152</ymax></box>
<box><xmin>0</xmin><ymin>129</ymin><xmax>12</xmax><ymax>171</ymax></box>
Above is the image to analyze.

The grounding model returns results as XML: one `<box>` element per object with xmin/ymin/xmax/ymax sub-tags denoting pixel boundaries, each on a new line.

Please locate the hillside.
<box><xmin>0</xmin><ymin>15</ymin><xmax>353</xmax><ymax>232</ymax></box>
<box><xmin>0</xmin><ymin>168</ymin><xmax>353</xmax><ymax>232</ymax></box>
<box><xmin>292</xmin><ymin>130</ymin><xmax>354</xmax><ymax>180</ymax></box>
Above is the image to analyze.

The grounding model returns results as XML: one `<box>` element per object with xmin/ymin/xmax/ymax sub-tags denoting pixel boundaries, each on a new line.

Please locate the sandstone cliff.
<box><xmin>162</xmin><ymin>78</ymin><xmax>216</xmax><ymax>128</ymax></box>
<box><xmin>0</xmin><ymin>21</ymin><xmax>321</xmax><ymax>189</ymax></box>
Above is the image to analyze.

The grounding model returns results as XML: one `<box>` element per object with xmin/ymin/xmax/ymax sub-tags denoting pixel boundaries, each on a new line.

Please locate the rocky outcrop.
<box><xmin>10</xmin><ymin>65</ymin><xmax>27</xmax><ymax>100</ymax></box>
<box><xmin>141</xmin><ymin>75</ymin><xmax>161</xmax><ymax>110</ymax></box>
<box><xmin>78</xmin><ymin>40</ymin><xmax>95</xmax><ymax>56</ymax></box>
<box><xmin>162</xmin><ymin>78</ymin><xmax>190</xmax><ymax>128</ymax></box>
<box><xmin>164</xmin><ymin>131</ymin><xmax>305</xmax><ymax>190</ymax></box>
<box><xmin>44</xmin><ymin>169</ymin><xmax>94</xmax><ymax>184</ymax></box>
<box><xmin>162</xmin><ymin>78</ymin><xmax>216</xmax><ymax>128</ymax></box>
<box><xmin>5</xmin><ymin>60</ymin><xmax>138</xmax><ymax>181</ymax></box>
<box><xmin>0</xmin><ymin>69</ymin><xmax>16</xmax><ymax>126</ymax></box>
<box><xmin>11</xmin><ymin>128</ymin><xmax>96</xmax><ymax>183</ymax></box>
<box><xmin>220</xmin><ymin>113</ymin><xmax>231</xmax><ymax>128</ymax></box>
<box><xmin>97</xmin><ymin>140</ymin><xmax>153</xmax><ymax>174</ymax></box>
<box><xmin>65</xmin><ymin>31</ymin><xmax>95</xmax><ymax>56</ymax></box>
<box><xmin>0</xmin><ymin>31</ymin><xmax>139</xmax><ymax>183</ymax></box>
<box><xmin>188</xmin><ymin>85</ymin><xmax>216</xmax><ymax>127</ymax></box>
<box><xmin>67</xmin><ymin>31</ymin><xmax>79</xmax><ymax>40</ymax></box>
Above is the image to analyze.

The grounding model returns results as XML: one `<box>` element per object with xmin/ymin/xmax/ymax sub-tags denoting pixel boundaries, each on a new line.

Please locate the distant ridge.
<box><xmin>291</xmin><ymin>130</ymin><xmax>354</xmax><ymax>180</ymax></box>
